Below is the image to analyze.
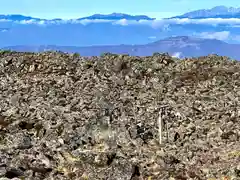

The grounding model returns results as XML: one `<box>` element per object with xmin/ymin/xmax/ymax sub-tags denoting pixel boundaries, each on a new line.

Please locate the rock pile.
<box><xmin>0</xmin><ymin>51</ymin><xmax>239</xmax><ymax>180</ymax></box>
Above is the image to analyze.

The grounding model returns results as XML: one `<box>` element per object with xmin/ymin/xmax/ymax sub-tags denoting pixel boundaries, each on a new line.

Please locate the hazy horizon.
<box><xmin>1</xmin><ymin>0</ymin><xmax>240</xmax><ymax>19</ymax></box>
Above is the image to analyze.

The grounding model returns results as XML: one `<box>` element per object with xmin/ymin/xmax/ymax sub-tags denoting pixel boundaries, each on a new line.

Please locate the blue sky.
<box><xmin>1</xmin><ymin>0</ymin><xmax>240</xmax><ymax>19</ymax></box>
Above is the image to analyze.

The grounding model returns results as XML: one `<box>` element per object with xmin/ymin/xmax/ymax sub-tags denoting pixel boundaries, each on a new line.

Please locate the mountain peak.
<box><xmin>149</xmin><ymin>36</ymin><xmax>227</xmax><ymax>47</ymax></box>
<box><xmin>162</xmin><ymin>36</ymin><xmax>203</xmax><ymax>42</ymax></box>
<box><xmin>78</xmin><ymin>13</ymin><xmax>155</xmax><ymax>21</ymax></box>
<box><xmin>0</xmin><ymin>14</ymin><xmax>42</xmax><ymax>21</ymax></box>
<box><xmin>171</xmin><ymin>5</ymin><xmax>240</xmax><ymax>19</ymax></box>
<box><xmin>211</xmin><ymin>5</ymin><xmax>228</xmax><ymax>10</ymax></box>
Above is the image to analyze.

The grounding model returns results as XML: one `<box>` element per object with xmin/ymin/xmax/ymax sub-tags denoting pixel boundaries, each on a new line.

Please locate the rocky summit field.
<box><xmin>0</xmin><ymin>51</ymin><xmax>239</xmax><ymax>180</ymax></box>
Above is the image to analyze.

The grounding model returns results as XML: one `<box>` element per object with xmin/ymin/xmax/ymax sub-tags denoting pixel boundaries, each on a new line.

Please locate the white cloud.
<box><xmin>0</xmin><ymin>19</ymin><xmax>11</xmax><ymax>22</ymax></box>
<box><xmin>113</xmin><ymin>19</ymin><xmax>134</xmax><ymax>26</ymax></box>
<box><xmin>2</xmin><ymin>17</ymin><xmax>240</xmax><ymax>27</ymax></box>
<box><xmin>148</xmin><ymin>36</ymin><xmax>157</xmax><ymax>39</ymax></box>
<box><xmin>232</xmin><ymin>35</ymin><xmax>240</xmax><ymax>41</ymax></box>
<box><xmin>172</xmin><ymin>18</ymin><xmax>240</xmax><ymax>25</ymax></box>
<box><xmin>172</xmin><ymin>52</ymin><xmax>182</xmax><ymax>58</ymax></box>
<box><xmin>196</xmin><ymin>31</ymin><xmax>230</xmax><ymax>40</ymax></box>
<box><xmin>0</xmin><ymin>29</ymin><xmax>8</xmax><ymax>32</ymax></box>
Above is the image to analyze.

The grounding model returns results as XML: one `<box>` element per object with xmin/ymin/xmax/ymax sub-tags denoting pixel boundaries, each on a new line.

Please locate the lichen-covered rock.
<box><xmin>0</xmin><ymin>51</ymin><xmax>239</xmax><ymax>179</ymax></box>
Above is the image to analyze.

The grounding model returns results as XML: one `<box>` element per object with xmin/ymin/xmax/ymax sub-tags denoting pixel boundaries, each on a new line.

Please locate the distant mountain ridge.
<box><xmin>78</xmin><ymin>13</ymin><xmax>155</xmax><ymax>21</ymax></box>
<box><xmin>0</xmin><ymin>14</ymin><xmax>43</xmax><ymax>21</ymax></box>
<box><xmin>171</xmin><ymin>5</ymin><xmax>240</xmax><ymax>19</ymax></box>
<box><xmin>0</xmin><ymin>13</ymin><xmax>155</xmax><ymax>21</ymax></box>
<box><xmin>1</xmin><ymin>6</ymin><xmax>240</xmax><ymax>49</ymax></box>
<box><xmin>2</xmin><ymin>36</ymin><xmax>240</xmax><ymax>60</ymax></box>
<box><xmin>2</xmin><ymin>6</ymin><xmax>240</xmax><ymax>23</ymax></box>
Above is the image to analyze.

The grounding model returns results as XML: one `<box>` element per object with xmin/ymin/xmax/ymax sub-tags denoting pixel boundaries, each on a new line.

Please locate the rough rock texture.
<box><xmin>0</xmin><ymin>51</ymin><xmax>239</xmax><ymax>180</ymax></box>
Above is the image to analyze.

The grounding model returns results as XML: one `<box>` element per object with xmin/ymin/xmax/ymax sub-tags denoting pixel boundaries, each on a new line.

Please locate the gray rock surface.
<box><xmin>0</xmin><ymin>51</ymin><xmax>239</xmax><ymax>179</ymax></box>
